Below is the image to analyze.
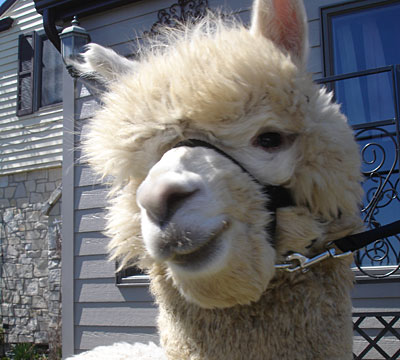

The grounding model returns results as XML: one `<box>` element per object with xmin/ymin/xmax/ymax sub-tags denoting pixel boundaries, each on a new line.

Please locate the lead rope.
<box><xmin>277</xmin><ymin>220</ymin><xmax>400</xmax><ymax>273</ymax></box>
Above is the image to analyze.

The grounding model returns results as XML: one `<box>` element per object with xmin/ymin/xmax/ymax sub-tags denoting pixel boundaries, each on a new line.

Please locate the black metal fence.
<box><xmin>353</xmin><ymin>312</ymin><xmax>400</xmax><ymax>359</ymax></box>
<box><xmin>317</xmin><ymin>66</ymin><xmax>400</xmax><ymax>278</ymax></box>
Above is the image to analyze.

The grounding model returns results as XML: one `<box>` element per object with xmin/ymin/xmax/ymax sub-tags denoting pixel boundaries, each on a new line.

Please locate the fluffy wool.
<box><xmin>67</xmin><ymin>0</ymin><xmax>364</xmax><ymax>359</ymax></box>
<box><xmin>68</xmin><ymin>342</ymin><xmax>165</xmax><ymax>359</ymax></box>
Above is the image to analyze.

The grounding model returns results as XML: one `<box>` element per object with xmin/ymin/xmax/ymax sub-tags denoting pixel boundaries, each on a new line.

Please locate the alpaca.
<box><xmin>68</xmin><ymin>0</ymin><xmax>364</xmax><ymax>358</ymax></box>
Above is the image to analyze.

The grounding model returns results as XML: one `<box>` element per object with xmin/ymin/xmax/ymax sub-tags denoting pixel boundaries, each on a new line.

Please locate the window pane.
<box><xmin>331</xmin><ymin>3</ymin><xmax>400</xmax><ymax>74</ymax></box>
<box><xmin>19</xmin><ymin>74</ymin><xmax>32</xmax><ymax>111</ymax></box>
<box><xmin>333</xmin><ymin>71</ymin><xmax>395</xmax><ymax>126</ymax></box>
<box><xmin>41</xmin><ymin>39</ymin><xmax>63</xmax><ymax>107</ymax></box>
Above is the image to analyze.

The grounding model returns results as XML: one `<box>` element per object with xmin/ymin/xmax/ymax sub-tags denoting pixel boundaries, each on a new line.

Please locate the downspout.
<box><xmin>42</xmin><ymin>8</ymin><xmax>60</xmax><ymax>52</ymax></box>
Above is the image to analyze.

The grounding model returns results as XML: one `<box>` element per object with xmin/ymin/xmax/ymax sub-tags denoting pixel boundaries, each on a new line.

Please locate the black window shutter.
<box><xmin>17</xmin><ymin>33</ymin><xmax>35</xmax><ymax>116</ymax></box>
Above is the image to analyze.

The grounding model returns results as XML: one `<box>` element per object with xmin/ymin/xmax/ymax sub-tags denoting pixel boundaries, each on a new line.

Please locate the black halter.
<box><xmin>173</xmin><ymin>139</ymin><xmax>294</xmax><ymax>243</ymax></box>
<box><xmin>173</xmin><ymin>139</ymin><xmax>400</xmax><ymax>255</ymax></box>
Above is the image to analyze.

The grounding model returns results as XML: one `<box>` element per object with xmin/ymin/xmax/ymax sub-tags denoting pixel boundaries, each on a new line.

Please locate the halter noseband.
<box><xmin>173</xmin><ymin>138</ymin><xmax>294</xmax><ymax>243</ymax></box>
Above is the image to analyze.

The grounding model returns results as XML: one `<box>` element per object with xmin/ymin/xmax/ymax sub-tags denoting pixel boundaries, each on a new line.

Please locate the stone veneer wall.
<box><xmin>0</xmin><ymin>168</ymin><xmax>62</xmax><ymax>348</ymax></box>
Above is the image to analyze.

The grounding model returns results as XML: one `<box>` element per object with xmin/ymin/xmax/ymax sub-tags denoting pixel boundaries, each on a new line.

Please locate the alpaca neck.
<box><xmin>151</xmin><ymin>258</ymin><xmax>354</xmax><ymax>360</ymax></box>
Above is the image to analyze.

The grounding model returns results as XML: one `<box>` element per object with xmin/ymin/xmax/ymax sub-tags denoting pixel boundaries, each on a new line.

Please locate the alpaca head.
<box><xmin>76</xmin><ymin>0</ymin><xmax>363</xmax><ymax>309</ymax></box>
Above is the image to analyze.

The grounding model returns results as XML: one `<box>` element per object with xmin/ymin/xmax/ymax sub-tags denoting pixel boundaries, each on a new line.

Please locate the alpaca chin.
<box><xmin>167</xmin><ymin>222</ymin><xmax>276</xmax><ymax>309</ymax></box>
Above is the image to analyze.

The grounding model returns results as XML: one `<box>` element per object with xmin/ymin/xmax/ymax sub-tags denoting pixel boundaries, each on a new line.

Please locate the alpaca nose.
<box><xmin>137</xmin><ymin>176</ymin><xmax>198</xmax><ymax>226</ymax></box>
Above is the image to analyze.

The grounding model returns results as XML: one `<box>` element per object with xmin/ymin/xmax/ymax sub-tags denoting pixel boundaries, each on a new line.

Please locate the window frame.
<box><xmin>321</xmin><ymin>0</ymin><xmax>400</xmax><ymax>77</ymax></box>
<box><xmin>16</xmin><ymin>30</ymin><xmax>62</xmax><ymax>117</ymax></box>
<box><xmin>116</xmin><ymin>264</ymin><xmax>150</xmax><ymax>286</ymax></box>
<box><xmin>320</xmin><ymin>0</ymin><xmax>400</xmax><ymax>276</ymax></box>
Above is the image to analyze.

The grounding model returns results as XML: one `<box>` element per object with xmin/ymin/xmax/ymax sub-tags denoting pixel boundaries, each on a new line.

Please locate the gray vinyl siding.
<box><xmin>0</xmin><ymin>0</ymin><xmax>62</xmax><ymax>174</ymax></box>
<box><xmin>62</xmin><ymin>0</ymin><xmax>400</xmax><ymax>357</ymax></box>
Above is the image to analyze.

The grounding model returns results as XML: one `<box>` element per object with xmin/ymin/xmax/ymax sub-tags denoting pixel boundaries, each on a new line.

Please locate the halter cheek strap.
<box><xmin>173</xmin><ymin>138</ymin><xmax>295</xmax><ymax>243</ymax></box>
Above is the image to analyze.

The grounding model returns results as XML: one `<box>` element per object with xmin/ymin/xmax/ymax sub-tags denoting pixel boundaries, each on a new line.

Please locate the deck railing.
<box><xmin>353</xmin><ymin>312</ymin><xmax>400</xmax><ymax>359</ymax></box>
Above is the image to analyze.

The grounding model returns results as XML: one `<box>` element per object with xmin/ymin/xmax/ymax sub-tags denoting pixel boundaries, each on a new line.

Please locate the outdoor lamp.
<box><xmin>59</xmin><ymin>16</ymin><xmax>91</xmax><ymax>77</ymax></box>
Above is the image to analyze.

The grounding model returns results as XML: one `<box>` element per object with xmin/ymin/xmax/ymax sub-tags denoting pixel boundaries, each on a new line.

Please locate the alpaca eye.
<box><xmin>255</xmin><ymin>132</ymin><xmax>282</xmax><ymax>150</ymax></box>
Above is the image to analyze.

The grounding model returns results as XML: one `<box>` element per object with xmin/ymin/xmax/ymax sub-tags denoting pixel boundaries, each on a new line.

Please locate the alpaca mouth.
<box><xmin>168</xmin><ymin>221</ymin><xmax>229</xmax><ymax>269</ymax></box>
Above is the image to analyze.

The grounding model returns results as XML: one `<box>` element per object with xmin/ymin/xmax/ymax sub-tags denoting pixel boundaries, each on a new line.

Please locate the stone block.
<box><xmin>25</xmin><ymin>282</ymin><xmax>39</xmax><ymax>296</ymax></box>
<box><xmin>3</xmin><ymin>208</ymin><xmax>14</xmax><ymax>222</ymax></box>
<box><xmin>48</xmin><ymin>269</ymin><xmax>61</xmax><ymax>283</ymax></box>
<box><xmin>49</xmin><ymin>292</ymin><xmax>61</xmax><ymax>301</ymax></box>
<box><xmin>34</xmin><ymin>331</ymin><xmax>48</xmax><ymax>343</ymax></box>
<box><xmin>0</xmin><ymin>199</ymin><xmax>10</xmax><ymax>208</ymax></box>
<box><xmin>1</xmin><ymin>304</ymin><xmax>14</xmax><ymax>317</ymax></box>
<box><xmin>21</xmin><ymin>296</ymin><xmax>32</xmax><ymax>305</ymax></box>
<box><xmin>48</xmin><ymin>168</ymin><xmax>61</xmax><ymax>182</ymax></box>
<box><xmin>33</xmin><ymin>258</ymin><xmax>48</xmax><ymax>277</ymax></box>
<box><xmin>25</xmin><ymin>229</ymin><xmax>41</xmax><ymax>240</ymax></box>
<box><xmin>2</xmin><ymin>290</ymin><xmax>13</xmax><ymax>302</ymax></box>
<box><xmin>0</xmin><ymin>175</ymin><xmax>8</xmax><ymax>188</ymax></box>
<box><xmin>49</xmin><ymin>259</ymin><xmax>60</xmax><ymax>270</ymax></box>
<box><xmin>25</xmin><ymin>180</ymin><xmax>36</xmax><ymax>192</ymax></box>
<box><xmin>33</xmin><ymin>203</ymin><xmax>42</xmax><ymax>210</ymax></box>
<box><xmin>13</xmin><ymin>172</ymin><xmax>27</xmax><ymax>182</ymax></box>
<box><xmin>16</xmin><ymin>264</ymin><xmax>33</xmax><ymax>279</ymax></box>
<box><xmin>27</xmin><ymin>170</ymin><xmax>47</xmax><ymax>180</ymax></box>
<box><xmin>14</xmin><ymin>183</ymin><xmax>27</xmax><ymax>198</ymax></box>
<box><xmin>7</xmin><ymin>317</ymin><xmax>16</xmax><ymax>326</ymax></box>
<box><xmin>45</xmin><ymin>182</ymin><xmax>56</xmax><ymax>192</ymax></box>
<box><xmin>6</xmin><ymin>245</ymin><xmax>19</xmax><ymax>257</ymax></box>
<box><xmin>13</xmin><ymin>294</ymin><xmax>21</xmax><ymax>304</ymax></box>
<box><xmin>32</xmin><ymin>296</ymin><xmax>47</xmax><ymax>309</ymax></box>
<box><xmin>27</xmin><ymin>318</ymin><xmax>38</xmax><ymax>331</ymax></box>
<box><xmin>3</xmin><ymin>263</ymin><xmax>16</xmax><ymax>275</ymax></box>
<box><xmin>5</xmin><ymin>187</ymin><xmax>16</xmax><ymax>198</ymax></box>
<box><xmin>36</xmin><ymin>183</ymin><xmax>45</xmax><ymax>193</ymax></box>
<box><xmin>5</xmin><ymin>279</ymin><xmax>16</xmax><ymax>290</ymax></box>
<box><xmin>8</xmin><ymin>333</ymin><xmax>18</xmax><ymax>343</ymax></box>
<box><xmin>14</xmin><ymin>308</ymin><xmax>29</xmax><ymax>318</ymax></box>
<box><xmin>30</xmin><ymin>192</ymin><xmax>43</xmax><ymax>203</ymax></box>
<box><xmin>34</xmin><ymin>222</ymin><xmax>47</xmax><ymax>231</ymax></box>
<box><xmin>38</xmin><ymin>278</ymin><xmax>46</xmax><ymax>288</ymax></box>
<box><xmin>27</xmin><ymin>211</ymin><xmax>41</xmax><ymax>223</ymax></box>
<box><xmin>49</xmin><ymin>283</ymin><xmax>61</xmax><ymax>291</ymax></box>
<box><xmin>19</xmin><ymin>334</ymin><xmax>34</xmax><ymax>342</ymax></box>
<box><xmin>27</xmin><ymin>250</ymin><xmax>42</xmax><ymax>258</ymax></box>
<box><xmin>16</xmin><ymin>281</ymin><xmax>24</xmax><ymax>292</ymax></box>
<box><xmin>16</xmin><ymin>198</ymin><xmax>29</xmax><ymax>208</ymax></box>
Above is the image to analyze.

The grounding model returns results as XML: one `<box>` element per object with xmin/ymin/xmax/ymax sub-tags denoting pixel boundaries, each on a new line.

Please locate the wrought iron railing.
<box><xmin>353</xmin><ymin>312</ymin><xmax>400</xmax><ymax>359</ymax></box>
<box><xmin>317</xmin><ymin>66</ymin><xmax>400</xmax><ymax>278</ymax></box>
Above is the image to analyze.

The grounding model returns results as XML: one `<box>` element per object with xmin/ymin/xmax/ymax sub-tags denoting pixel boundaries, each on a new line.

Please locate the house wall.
<box><xmin>0</xmin><ymin>0</ymin><xmax>63</xmax><ymax>355</ymax></box>
<box><xmin>62</xmin><ymin>0</ymin><xmax>400</xmax><ymax>357</ymax></box>
<box><xmin>0</xmin><ymin>0</ymin><xmax>62</xmax><ymax>175</ymax></box>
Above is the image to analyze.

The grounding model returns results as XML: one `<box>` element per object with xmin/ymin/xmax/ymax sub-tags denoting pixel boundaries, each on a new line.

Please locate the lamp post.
<box><xmin>59</xmin><ymin>16</ymin><xmax>91</xmax><ymax>77</ymax></box>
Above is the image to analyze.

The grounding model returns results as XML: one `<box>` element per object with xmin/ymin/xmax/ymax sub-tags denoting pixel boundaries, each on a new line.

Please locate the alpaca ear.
<box><xmin>250</xmin><ymin>0</ymin><xmax>308</xmax><ymax>64</ymax></box>
<box><xmin>68</xmin><ymin>43</ymin><xmax>138</xmax><ymax>83</ymax></box>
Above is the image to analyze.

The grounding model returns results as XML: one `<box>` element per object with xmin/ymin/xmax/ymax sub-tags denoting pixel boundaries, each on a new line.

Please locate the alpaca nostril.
<box><xmin>137</xmin><ymin>179</ymin><xmax>199</xmax><ymax>226</ymax></box>
<box><xmin>163</xmin><ymin>190</ymin><xmax>197</xmax><ymax>225</ymax></box>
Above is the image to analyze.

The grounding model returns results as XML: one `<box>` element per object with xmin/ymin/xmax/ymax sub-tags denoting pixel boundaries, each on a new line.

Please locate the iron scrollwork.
<box><xmin>146</xmin><ymin>0</ymin><xmax>209</xmax><ymax>36</ymax></box>
<box><xmin>354</xmin><ymin>126</ymin><xmax>400</xmax><ymax>278</ymax></box>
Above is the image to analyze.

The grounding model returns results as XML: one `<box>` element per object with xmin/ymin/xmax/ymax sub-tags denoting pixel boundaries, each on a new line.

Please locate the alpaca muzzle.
<box><xmin>173</xmin><ymin>138</ymin><xmax>295</xmax><ymax>243</ymax></box>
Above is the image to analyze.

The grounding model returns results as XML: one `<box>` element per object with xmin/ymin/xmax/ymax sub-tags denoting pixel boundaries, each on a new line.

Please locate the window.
<box><xmin>321</xmin><ymin>0</ymin><xmax>400</xmax><ymax>269</ymax></box>
<box><xmin>116</xmin><ymin>264</ymin><xmax>149</xmax><ymax>286</ymax></box>
<box><xmin>17</xmin><ymin>31</ymin><xmax>63</xmax><ymax>116</ymax></box>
